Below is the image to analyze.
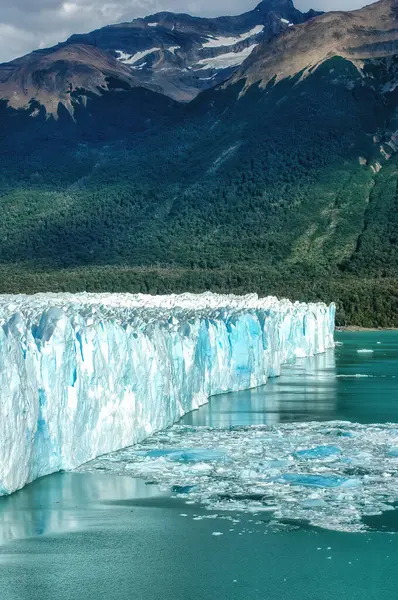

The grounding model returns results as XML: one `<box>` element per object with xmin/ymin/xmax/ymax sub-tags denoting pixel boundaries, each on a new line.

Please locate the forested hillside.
<box><xmin>1</xmin><ymin>1</ymin><xmax>398</xmax><ymax>326</ymax></box>
<box><xmin>0</xmin><ymin>55</ymin><xmax>397</xmax><ymax>326</ymax></box>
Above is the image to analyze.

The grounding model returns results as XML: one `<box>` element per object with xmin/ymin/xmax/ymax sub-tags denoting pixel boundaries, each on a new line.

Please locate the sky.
<box><xmin>0</xmin><ymin>0</ymin><xmax>377</xmax><ymax>63</ymax></box>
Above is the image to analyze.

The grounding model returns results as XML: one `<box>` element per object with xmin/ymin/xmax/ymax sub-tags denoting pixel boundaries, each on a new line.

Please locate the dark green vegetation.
<box><xmin>1</xmin><ymin>57</ymin><xmax>397</xmax><ymax>326</ymax></box>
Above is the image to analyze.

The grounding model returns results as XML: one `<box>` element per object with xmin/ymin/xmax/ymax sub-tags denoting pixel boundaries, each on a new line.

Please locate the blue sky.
<box><xmin>0</xmin><ymin>0</ymin><xmax>377</xmax><ymax>63</ymax></box>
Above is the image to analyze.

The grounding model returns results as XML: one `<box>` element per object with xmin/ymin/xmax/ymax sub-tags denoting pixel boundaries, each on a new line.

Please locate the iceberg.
<box><xmin>0</xmin><ymin>293</ymin><xmax>335</xmax><ymax>495</ymax></box>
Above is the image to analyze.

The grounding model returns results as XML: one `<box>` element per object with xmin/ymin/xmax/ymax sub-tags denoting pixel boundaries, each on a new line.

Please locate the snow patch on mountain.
<box><xmin>203</xmin><ymin>25</ymin><xmax>264</xmax><ymax>48</ymax></box>
<box><xmin>116</xmin><ymin>48</ymin><xmax>160</xmax><ymax>65</ymax></box>
<box><xmin>197</xmin><ymin>44</ymin><xmax>259</xmax><ymax>70</ymax></box>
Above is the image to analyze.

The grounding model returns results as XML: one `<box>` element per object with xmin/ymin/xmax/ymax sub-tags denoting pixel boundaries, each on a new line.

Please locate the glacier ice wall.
<box><xmin>0</xmin><ymin>293</ymin><xmax>335</xmax><ymax>495</ymax></box>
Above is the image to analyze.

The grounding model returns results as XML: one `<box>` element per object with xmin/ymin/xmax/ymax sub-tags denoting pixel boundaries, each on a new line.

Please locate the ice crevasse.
<box><xmin>0</xmin><ymin>293</ymin><xmax>335</xmax><ymax>495</ymax></box>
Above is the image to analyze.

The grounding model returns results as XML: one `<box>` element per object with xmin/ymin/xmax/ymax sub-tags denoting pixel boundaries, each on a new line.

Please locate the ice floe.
<box><xmin>80</xmin><ymin>421</ymin><xmax>398</xmax><ymax>532</ymax></box>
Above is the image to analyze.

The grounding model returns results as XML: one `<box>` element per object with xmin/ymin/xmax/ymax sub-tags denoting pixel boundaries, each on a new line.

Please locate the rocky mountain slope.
<box><xmin>66</xmin><ymin>0</ymin><xmax>319</xmax><ymax>101</ymax></box>
<box><xmin>0</xmin><ymin>0</ymin><xmax>319</xmax><ymax>112</ymax></box>
<box><xmin>0</xmin><ymin>44</ymin><xmax>144</xmax><ymax>114</ymax></box>
<box><xmin>0</xmin><ymin>0</ymin><xmax>397</xmax><ymax>326</ymax></box>
<box><xmin>229</xmin><ymin>0</ymin><xmax>398</xmax><ymax>90</ymax></box>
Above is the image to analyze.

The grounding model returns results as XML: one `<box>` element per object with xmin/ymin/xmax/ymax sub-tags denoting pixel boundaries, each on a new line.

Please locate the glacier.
<box><xmin>0</xmin><ymin>293</ymin><xmax>335</xmax><ymax>496</ymax></box>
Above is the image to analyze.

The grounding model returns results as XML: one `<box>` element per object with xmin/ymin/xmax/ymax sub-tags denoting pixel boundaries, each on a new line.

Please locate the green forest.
<box><xmin>0</xmin><ymin>57</ymin><xmax>397</xmax><ymax>326</ymax></box>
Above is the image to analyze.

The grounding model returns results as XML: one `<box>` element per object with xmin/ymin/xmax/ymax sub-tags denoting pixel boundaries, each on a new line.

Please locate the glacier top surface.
<box><xmin>0</xmin><ymin>292</ymin><xmax>332</xmax><ymax>325</ymax></box>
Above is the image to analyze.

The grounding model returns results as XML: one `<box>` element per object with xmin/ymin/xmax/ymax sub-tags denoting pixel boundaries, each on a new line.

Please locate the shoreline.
<box><xmin>336</xmin><ymin>326</ymin><xmax>398</xmax><ymax>332</ymax></box>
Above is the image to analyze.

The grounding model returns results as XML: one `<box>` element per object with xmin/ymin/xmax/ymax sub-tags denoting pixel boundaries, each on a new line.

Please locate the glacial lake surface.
<box><xmin>1</xmin><ymin>332</ymin><xmax>398</xmax><ymax>600</ymax></box>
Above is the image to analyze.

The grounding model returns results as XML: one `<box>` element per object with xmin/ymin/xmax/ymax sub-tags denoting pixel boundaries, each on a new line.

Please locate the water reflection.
<box><xmin>0</xmin><ymin>472</ymin><xmax>161</xmax><ymax>545</ymax></box>
<box><xmin>182</xmin><ymin>349</ymin><xmax>338</xmax><ymax>427</ymax></box>
<box><xmin>2</xmin><ymin>332</ymin><xmax>398</xmax><ymax>545</ymax></box>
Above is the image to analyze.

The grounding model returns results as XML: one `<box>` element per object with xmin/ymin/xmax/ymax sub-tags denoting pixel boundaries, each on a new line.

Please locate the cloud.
<box><xmin>0</xmin><ymin>24</ymin><xmax>41</xmax><ymax>62</ymax></box>
<box><xmin>0</xmin><ymin>0</ymin><xmax>376</xmax><ymax>63</ymax></box>
<box><xmin>296</xmin><ymin>0</ymin><xmax>374</xmax><ymax>8</ymax></box>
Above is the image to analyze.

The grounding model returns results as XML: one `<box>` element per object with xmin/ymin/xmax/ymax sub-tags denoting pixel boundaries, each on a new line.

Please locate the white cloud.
<box><xmin>0</xmin><ymin>23</ymin><xmax>43</xmax><ymax>62</ymax></box>
<box><xmin>295</xmin><ymin>0</ymin><xmax>375</xmax><ymax>9</ymax></box>
<box><xmin>0</xmin><ymin>0</ymin><xmax>377</xmax><ymax>63</ymax></box>
<box><xmin>62</xmin><ymin>2</ymin><xmax>79</xmax><ymax>14</ymax></box>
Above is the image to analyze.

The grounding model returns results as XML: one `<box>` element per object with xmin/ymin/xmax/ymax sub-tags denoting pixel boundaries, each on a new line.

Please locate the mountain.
<box><xmin>65</xmin><ymin>0</ymin><xmax>319</xmax><ymax>102</ymax></box>
<box><xmin>229</xmin><ymin>0</ymin><xmax>398</xmax><ymax>90</ymax></box>
<box><xmin>0</xmin><ymin>0</ymin><xmax>319</xmax><ymax>112</ymax></box>
<box><xmin>0</xmin><ymin>0</ymin><xmax>397</xmax><ymax>327</ymax></box>
<box><xmin>0</xmin><ymin>44</ymin><xmax>145</xmax><ymax>115</ymax></box>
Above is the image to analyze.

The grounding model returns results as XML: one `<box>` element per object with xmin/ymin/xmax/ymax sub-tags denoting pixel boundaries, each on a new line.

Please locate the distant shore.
<box><xmin>336</xmin><ymin>326</ymin><xmax>398</xmax><ymax>332</ymax></box>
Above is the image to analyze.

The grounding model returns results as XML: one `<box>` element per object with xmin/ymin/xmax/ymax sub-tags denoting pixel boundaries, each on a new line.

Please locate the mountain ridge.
<box><xmin>227</xmin><ymin>0</ymin><xmax>398</xmax><ymax>91</ymax></box>
<box><xmin>0</xmin><ymin>0</ymin><xmax>320</xmax><ymax>112</ymax></box>
<box><xmin>0</xmin><ymin>43</ymin><xmax>148</xmax><ymax>114</ymax></box>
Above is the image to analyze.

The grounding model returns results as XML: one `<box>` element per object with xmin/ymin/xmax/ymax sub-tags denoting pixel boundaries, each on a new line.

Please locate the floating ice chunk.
<box><xmin>172</xmin><ymin>485</ymin><xmax>196</xmax><ymax>494</ymax></box>
<box><xmin>80</xmin><ymin>421</ymin><xmax>398</xmax><ymax>532</ymax></box>
<box><xmin>175</xmin><ymin>449</ymin><xmax>226</xmax><ymax>463</ymax></box>
<box><xmin>277</xmin><ymin>474</ymin><xmax>360</xmax><ymax>488</ymax></box>
<box><xmin>135</xmin><ymin>448</ymin><xmax>226</xmax><ymax>463</ymax></box>
<box><xmin>357</xmin><ymin>349</ymin><xmax>374</xmax><ymax>354</ymax></box>
<box><xmin>294</xmin><ymin>446</ymin><xmax>341</xmax><ymax>460</ymax></box>
<box><xmin>134</xmin><ymin>449</ymin><xmax>181</xmax><ymax>458</ymax></box>
<box><xmin>301</xmin><ymin>499</ymin><xmax>328</xmax><ymax>508</ymax></box>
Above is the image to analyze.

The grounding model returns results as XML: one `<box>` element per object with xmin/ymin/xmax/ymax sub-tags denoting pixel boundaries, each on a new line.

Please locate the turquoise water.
<box><xmin>0</xmin><ymin>332</ymin><xmax>398</xmax><ymax>600</ymax></box>
<box><xmin>182</xmin><ymin>331</ymin><xmax>398</xmax><ymax>426</ymax></box>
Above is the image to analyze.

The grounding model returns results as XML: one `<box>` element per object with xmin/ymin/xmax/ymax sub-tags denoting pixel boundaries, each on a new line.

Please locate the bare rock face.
<box><xmin>228</xmin><ymin>0</ymin><xmax>398</xmax><ymax>92</ymax></box>
<box><xmin>0</xmin><ymin>0</ymin><xmax>318</xmax><ymax>113</ymax></box>
<box><xmin>64</xmin><ymin>0</ymin><xmax>317</xmax><ymax>102</ymax></box>
<box><xmin>2</xmin><ymin>1</ymin><xmax>398</xmax><ymax>117</ymax></box>
<box><xmin>0</xmin><ymin>44</ymin><xmax>143</xmax><ymax>115</ymax></box>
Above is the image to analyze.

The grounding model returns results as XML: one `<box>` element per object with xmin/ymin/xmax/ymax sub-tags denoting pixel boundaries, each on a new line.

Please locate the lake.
<box><xmin>0</xmin><ymin>331</ymin><xmax>397</xmax><ymax>600</ymax></box>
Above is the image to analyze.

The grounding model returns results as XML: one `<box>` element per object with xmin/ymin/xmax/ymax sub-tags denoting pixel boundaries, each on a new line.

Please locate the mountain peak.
<box><xmin>229</xmin><ymin>0</ymin><xmax>398</xmax><ymax>92</ymax></box>
<box><xmin>0</xmin><ymin>0</ymin><xmax>318</xmax><ymax>112</ymax></box>
<box><xmin>255</xmin><ymin>0</ymin><xmax>295</xmax><ymax>9</ymax></box>
<box><xmin>254</xmin><ymin>0</ymin><xmax>321</xmax><ymax>19</ymax></box>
